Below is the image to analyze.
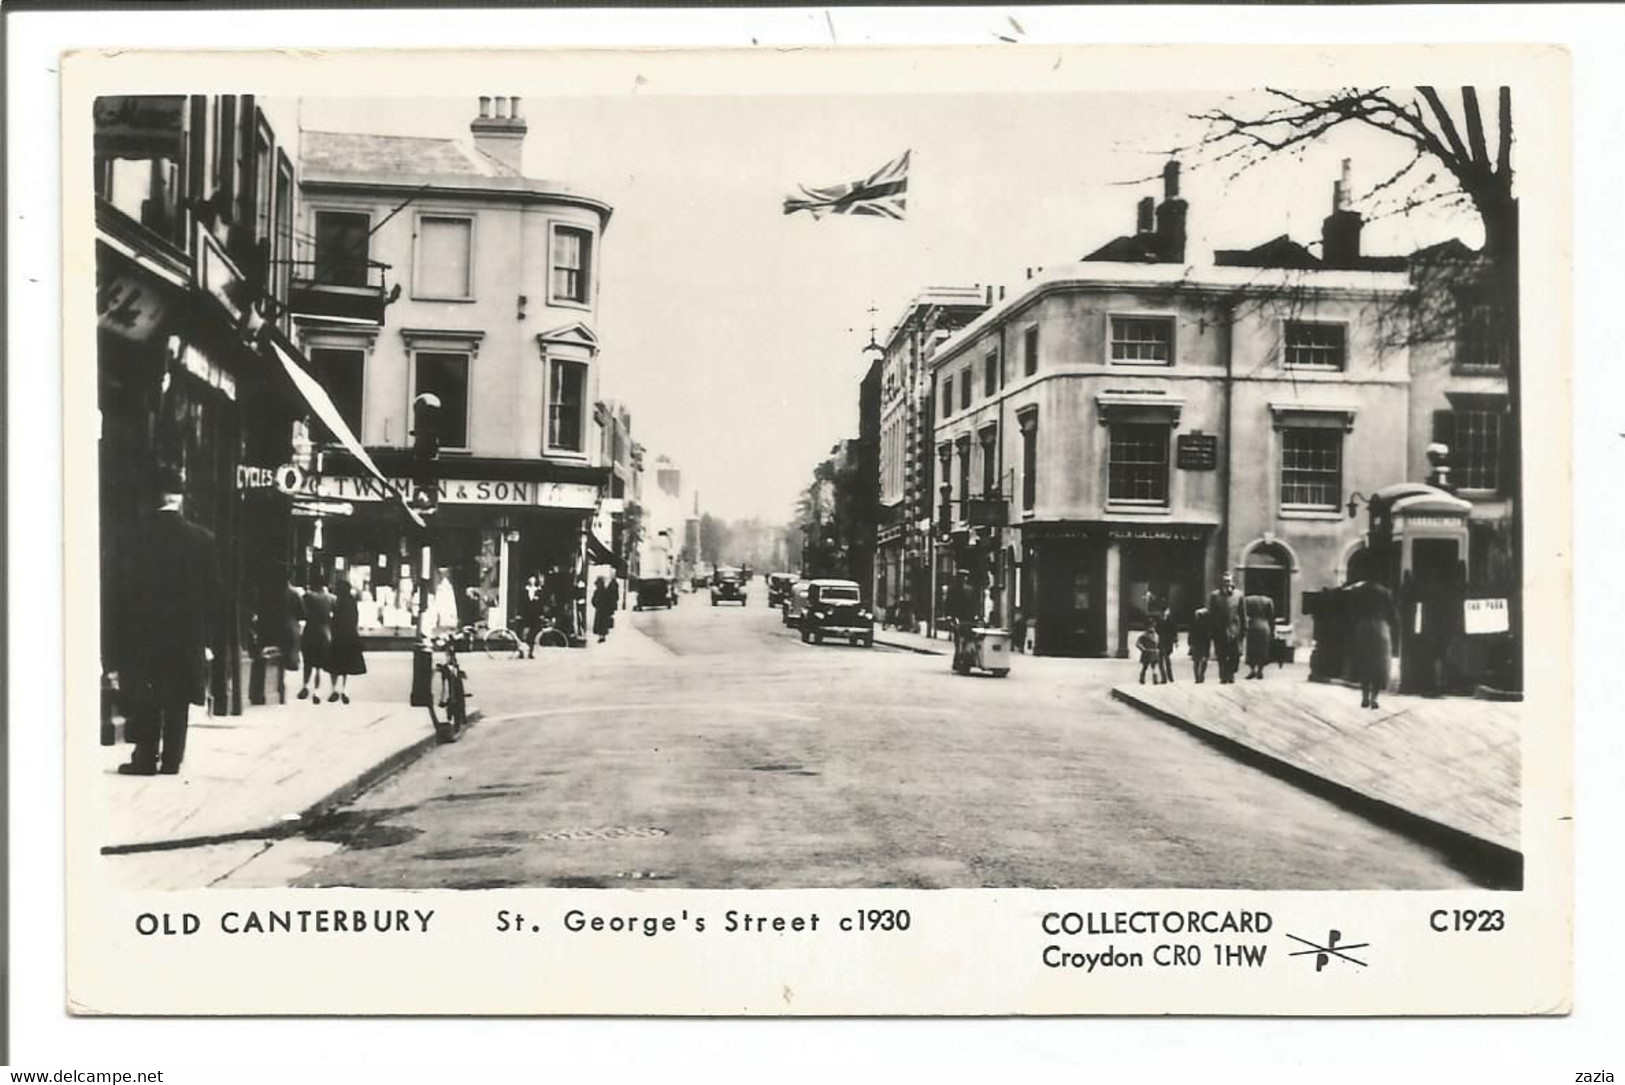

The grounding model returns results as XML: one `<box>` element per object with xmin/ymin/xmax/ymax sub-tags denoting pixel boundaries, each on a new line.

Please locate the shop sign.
<box><xmin>307</xmin><ymin>474</ymin><xmax>599</xmax><ymax>510</ymax></box>
<box><xmin>1464</xmin><ymin>598</ymin><xmax>1510</xmax><ymax>635</ymax></box>
<box><xmin>1104</xmin><ymin>524</ymin><xmax>1208</xmax><ymax>543</ymax></box>
<box><xmin>965</xmin><ymin>497</ymin><xmax>1008</xmax><ymax>527</ymax></box>
<box><xmin>93</xmin><ymin>96</ymin><xmax>186</xmax><ymax>160</ymax></box>
<box><xmin>97</xmin><ymin>262</ymin><xmax>171</xmax><ymax>342</ymax></box>
<box><xmin>1176</xmin><ymin>433</ymin><xmax>1218</xmax><ymax>471</ymax></box>
<box><xmin>196</xmin><ymin>225</ymin><xmax>246</xmax><ymax>326</ymax></box>
<box><xmin>235</xmin><ymin>463</ymin><xmax>305</xmax><ymax>493</ymax></box>
<box><xmin>179</xmin><ymin>344</ymin><xmax>237</xmax><ymax>401</ymax></box>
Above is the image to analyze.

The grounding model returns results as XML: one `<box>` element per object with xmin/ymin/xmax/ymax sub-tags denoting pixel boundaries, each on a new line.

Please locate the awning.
<box><xmin>586</xmin><ymin>531</ymin><xmax>626</xmax><ymax>574</ymax></box>
<box><xmin>264</xmin><ymin>333</ymin><xmax>426</xmax><ymax>528</ymax></box>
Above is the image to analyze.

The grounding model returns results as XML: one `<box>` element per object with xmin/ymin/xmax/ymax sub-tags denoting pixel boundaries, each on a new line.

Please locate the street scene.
<box><xmin>93</xmin><ymin>85</ymin><xmax>1522</xmax><ymax>891</ymax></box>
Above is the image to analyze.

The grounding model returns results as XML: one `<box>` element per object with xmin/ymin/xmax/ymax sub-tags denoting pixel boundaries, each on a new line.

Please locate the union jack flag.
<box><xmin>783</xmin><ymin>150</ymin><xmax>910</xmax><ymax>220</ymax></box>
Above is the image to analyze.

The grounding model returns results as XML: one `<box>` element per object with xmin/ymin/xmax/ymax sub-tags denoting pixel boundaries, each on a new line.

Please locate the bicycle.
<box><xmin>525</xmin><ymin>612</ymin><xmax>571</xmax><ymax>655</ymax></box>
<box><xmin>426</xmin><ymin>632</ymin><xmax>470</xmax><ymax>743</ymax></box>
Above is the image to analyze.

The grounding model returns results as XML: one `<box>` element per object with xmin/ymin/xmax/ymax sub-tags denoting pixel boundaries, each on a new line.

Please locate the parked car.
<box><xmin>798</xmin><ymin>579</ymin><xmax>874</xmax><ymax>647</ymax></box>
<box><xmin>782</xmin><ymin>579</ymin><xmax>811</xmax><ymax>627</ymax></box>
<box><xmin>710</xmin><ymin>567</ymin><xmax>748</xmax><ymax>606</ymax></box>
<box><xmin>766</xmin><ymin>572</ymin><xmax>795</xmax><ymax>609</ymax></box>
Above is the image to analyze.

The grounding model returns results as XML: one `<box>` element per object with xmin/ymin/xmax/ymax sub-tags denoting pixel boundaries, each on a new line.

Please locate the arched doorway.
<box><xmin>1242</xmin><ymin>541</ymin><xmax>1293</xmax><ymax>622</ymax></box>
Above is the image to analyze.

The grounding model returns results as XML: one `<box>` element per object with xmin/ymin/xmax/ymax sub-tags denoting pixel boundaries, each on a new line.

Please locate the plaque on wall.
<box><xmin>1177</xmin><ymin>432</ymin><xmax>1219</xmax><ymax>470</ymax></box>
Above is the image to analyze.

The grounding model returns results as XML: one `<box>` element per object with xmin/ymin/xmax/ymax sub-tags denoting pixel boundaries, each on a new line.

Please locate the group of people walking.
<box><xmin>1136</xmin><ymin>572</ymin><xmax>1278</xmax><ymax>686</ymax></box>
<box><xmin>292</xmin><ymin>572</ymin><xmax>368</xmax><ymax>704</ymax></box>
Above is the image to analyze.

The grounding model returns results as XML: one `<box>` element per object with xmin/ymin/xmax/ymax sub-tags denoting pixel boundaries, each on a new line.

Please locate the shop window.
<box><xmin>309</xmin><ymin>347</ymin><xmax>366</xmax><ymax>442</ymax></box>
<box><xmin>314</xmin><ymin>210</ymin><xmax>371</xmax><ymax>288</ymax></box>
<box><xmin>1019</xmin><ymin>409</ymin><xmax>1038</xmax><ymax>511</ymax></box>
<box><xmin>550</xmin><ymin>225</ymin><xmax>593</xmax><ymax>305</ymax></box>
<box><xmin>1280</xmin><ymin>428</ymin><xmax>1342</xmax><ymax>509</ymax></box>
<box><xmin>415</xmin><ymin>214</ymin><xmax>474</xmax><ymax>299</ymax></box>
<box><xmin>1434</xmin><ymin>408</ymin><xmax>1503</xmax><ymax>492</ymax></box>
<box><xmin>1284</xmin><ymin>321</ymin><xmax>1346</xmax><ymax>370</ymax></box>
<box><xmin>1107</xmin><ymin>423</ymin><xmax>1170</xmax><ymax>505</ymax></box>
<box><xmin>414</xmin><ymin>351</ymin><xmax>470</xmax><ymax>449</ymax></box>
<box><xmin>1110</xmin><ymin>316</ymin><xmax>1173</xmax><ymax>365</ymax></box>
<box><xmin>1244</xmin><ymin>542</ymin><xmax>1292</xmax><ymax>623</ymax></box>
<box><xmin>1024</xmin><ymin>326</ymin><xmax>1039</xmax><ymax>377</ymax></box>
<box><xmin>548</xmin><ymin>359</ymin><xmax>588</xmax><ymax>453</ymax></box>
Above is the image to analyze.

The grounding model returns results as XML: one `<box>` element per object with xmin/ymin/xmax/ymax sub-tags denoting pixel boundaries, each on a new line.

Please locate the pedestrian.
<box><xmin>1242</xmin><ymin>593</ymin><xmax>1276</xmax><ymax>679</ymax></box>
<box><xmin>948</xmin><ymin>572</ymin><xmax>979</xmax><ymax>672</ymax></box>
<box><xmin>591</xmin><ymin>575</ymin><xmax>619</xmax><ymax>643</ymax></box>
<box><xmin>1206</xmin><ymin>571</ymin><xmax>1246</xmax><ymax>684</ymax></box>
<box><xmin>521</xmin><ymin>573</ymin><xmax>544</xmax><ymax>657</ymax></box>
<box><xmin>116</xmin><ymin>467</ymin><xmax>221</xmax><ymax>776</ymax></box>
<box><xmin>1154</xmin><ymin>603</ymin><xmax>1179</xmax><ymax>684</ymax></box>
<box><xmin>297</xmin><ymin>571</ymin><xmax>334</xmax><ymax>703</ymax></box>
<box><xmin>1188</xmin><ymin>606</ymin><xmax>1212</xmax><ymax>683</ymax></box>
<box><xmin>325</xmin><ymin>578</ymin><xmax>367</xmax><ymax>704</ymax></box>
<box><xmin>1348</xmin><ymin>578</ymin><xmax>1400</xmax><ymax>710</ymax></box>
<box><xmin>1135</xmin><ymin>625</ymin><xmax>1162</xmax><ymax>685</ymax></box>
<box><xmin>282</xmin><ymin>575</ymin><xmax>304</xmax><ymax>675</ymax></box>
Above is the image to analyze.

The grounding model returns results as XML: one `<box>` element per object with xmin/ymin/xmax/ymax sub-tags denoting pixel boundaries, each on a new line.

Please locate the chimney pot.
<box><xmin>1163</xmin><ymin>160</ymin><xmax>1181</xmax><ymax>199</ymax></box>
<box><xmin>511</xmin><ymin>96</ymin><xmax>523</xmax><ymax>119</ymax></box>
<box><xmin>479</xmin><ymin>96</ymin><xmax>491</xmax><ymax>119</ymax></box>
<box><xmin>1136</xmin><ymin>196</ymin><xmax>1155</xmax><ymax>234</ymax></box>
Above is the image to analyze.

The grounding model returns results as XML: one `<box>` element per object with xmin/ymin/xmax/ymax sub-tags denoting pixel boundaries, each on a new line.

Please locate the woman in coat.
<box><xmin>297</xmin><ymin>572</ymin><xmax>335</xmax><ymax>702</ymax></box>
<box><xmin>1348</xmin><ymin>579</ymin><xmax>1399</xmax><ymax>710</ymax></box>
<box><xmin>1241</xmin><ymin>593</ymin><xmax>1276</xmax><ymax>679</ymax></box>
<box><xmin>591</xmin><ymin>576</ymin><xmax>619</xmax><ymax>643</ymax></box>
<box><xmin>325</xmin><ymin>579</ymin><xmax>368</xmax><ymax>704</ymax></box>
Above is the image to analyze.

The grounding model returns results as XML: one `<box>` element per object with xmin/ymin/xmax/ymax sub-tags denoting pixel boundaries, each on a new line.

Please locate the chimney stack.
<box><xmin>470</xmin><ymin>94</ymin><xmax>529</xmax><ymax>173</ymax></box>
<box><xmin>1154</xmin><ymin>159</ymin><xmax>1188</xmax><ymax>263</ymax></box>
<box><xmin>1321</xmin><ymin>158</ymin><xmax>1363</xmax><ymax>268</ymax></box>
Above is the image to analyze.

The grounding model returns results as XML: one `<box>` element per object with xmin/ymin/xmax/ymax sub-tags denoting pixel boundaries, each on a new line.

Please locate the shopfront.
<box><xmin>292</xmin><ymin>464</ymin><xmax>606</xmax><ymax>642</ymax></box>
<box><xmin>1019</xmin><ymin>522</ymin><xmax>1211</xmax><ymax>658</ymax></box>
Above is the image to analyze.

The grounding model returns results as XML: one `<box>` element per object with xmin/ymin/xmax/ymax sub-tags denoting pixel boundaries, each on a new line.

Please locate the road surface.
<box><xmin>203</xmin><ymin>591</ymin><xmax>1487</xmax><ymax>890</ymax></box>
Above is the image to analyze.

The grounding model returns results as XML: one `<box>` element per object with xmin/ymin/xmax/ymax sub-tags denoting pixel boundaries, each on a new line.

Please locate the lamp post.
<box><xmin>408</xmin><ymin>392</ymin><xmax>441</xmax><ymax>707</ymax></box>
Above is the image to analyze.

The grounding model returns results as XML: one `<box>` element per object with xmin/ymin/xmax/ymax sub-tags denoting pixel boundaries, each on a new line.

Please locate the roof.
<box><xmin>299</xmin><ymin>130</ymin><xmax>613</xmax><ymax>222</ymax></box>
<box><xmin>302</xmin><ymin>130</ymin><xmax>521</xmax><ymax>179</ymax></box>
<box><xmin>1214</xmin><ymin>234</ymin><xmax>1321</xmax><ymax>270</ymax></box>
<box><xmin>1082</xmin><ymin>233</ymin><xmax>1164</xmax><ymax>263</ymax></box>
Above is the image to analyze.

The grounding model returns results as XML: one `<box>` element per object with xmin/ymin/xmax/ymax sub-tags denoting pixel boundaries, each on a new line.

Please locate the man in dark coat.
<box><xmin>1206</xmin><ymin>571</ymin><xmax>1245</xmax><ymax>684</ymax></box>
<box><xmin>118</xmin><ymin>469</ymin><xmax>221</xmax><ymax>776</ymax></box>
<box><xmin>1348</xmin><ymin>579</ymin><xmax>1400</xmax><ymax>709</ymax></box>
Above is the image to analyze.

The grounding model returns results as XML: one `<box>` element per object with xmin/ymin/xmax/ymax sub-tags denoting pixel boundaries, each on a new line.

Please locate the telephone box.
<box><xmin>1366</xmin><ymin>482</ymin><xmax>1473</xmax><ymax>694</ymax></box>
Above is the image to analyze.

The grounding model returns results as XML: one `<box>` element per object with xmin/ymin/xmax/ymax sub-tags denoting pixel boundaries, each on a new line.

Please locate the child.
<box><xmin>1136</xmin><ymin>625</ymin><xmax>1161</xmax><ymax>685</ymax></box>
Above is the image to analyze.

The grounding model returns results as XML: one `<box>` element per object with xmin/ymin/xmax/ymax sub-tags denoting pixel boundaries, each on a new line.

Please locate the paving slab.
<box><xmin>1111</xmin><ymin>669</ymin><xmax>1521</xmax><ymax>860</ymax></box>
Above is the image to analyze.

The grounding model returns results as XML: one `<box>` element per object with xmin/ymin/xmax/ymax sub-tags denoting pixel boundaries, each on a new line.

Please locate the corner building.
<box><xmin>292</xmin><ymin>97</ymin><xmax>613</xmax><ymax>638</ymax></box>
<box><xmin>930</xmin><ymin>167</ymin><xmax>1413</xmax><ymax>657</ymax></box>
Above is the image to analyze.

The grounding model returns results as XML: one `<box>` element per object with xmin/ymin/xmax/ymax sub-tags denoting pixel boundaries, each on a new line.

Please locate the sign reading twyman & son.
<box><xmin>306</xmin><ymin>474</ymin><xmax>599</xmax><ymax>510</ymax></box>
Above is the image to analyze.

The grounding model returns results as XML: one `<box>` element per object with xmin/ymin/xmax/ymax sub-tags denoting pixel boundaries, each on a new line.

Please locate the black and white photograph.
<box><xmin>56</xmin><ymin>39</ymin><xmax>1572</xmax><ymax>1019</ymax></box>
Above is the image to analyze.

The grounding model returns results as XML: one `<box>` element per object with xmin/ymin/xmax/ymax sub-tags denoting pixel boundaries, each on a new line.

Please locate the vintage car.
<box><xmin>798</xmin><ymin>579</ymin><xmax>874</xmax><ymax>647</ymax></box>
<box><xmin>634</xmin><ymin>577</ymin><xmax>677</xmax><ymax>610</ymax></box>
<box><xmin>710</xmin><ymin>567</ymin><xmax>748</xmax><ymax>606</ymax></box>
<box><xmin>766</xmin><ymin>572</ymin><xmax>795</xmax><ymax>609</ymax></box>
<box><xmin>782</xmin><ymin>578</ymin><xmax>810</xmax><ymax>627</ymax></box>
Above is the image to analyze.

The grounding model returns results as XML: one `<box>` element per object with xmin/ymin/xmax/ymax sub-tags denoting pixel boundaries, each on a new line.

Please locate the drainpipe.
<box><xmin>1220</xmin><ymin>299</ymin><xmax>1235</xmax><ymax>584</ymax></box>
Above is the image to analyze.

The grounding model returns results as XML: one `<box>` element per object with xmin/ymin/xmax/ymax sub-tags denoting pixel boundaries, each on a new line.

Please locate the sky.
<box><xmin>300</xmin><ymin>90</ymin><xmax>1486</xmax><ymax>523</ymax></box>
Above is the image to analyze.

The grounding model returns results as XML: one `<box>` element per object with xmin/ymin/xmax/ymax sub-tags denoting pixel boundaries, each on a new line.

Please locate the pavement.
<box><xmin>1110</xmin><ymin>665</ymin><xmax>1521</xmax><ymax>872</ymax></box>
<box><xmin>100</xmin><ymin>653</ymin><xmax>438</xmax><ymax>852</ymax></box>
